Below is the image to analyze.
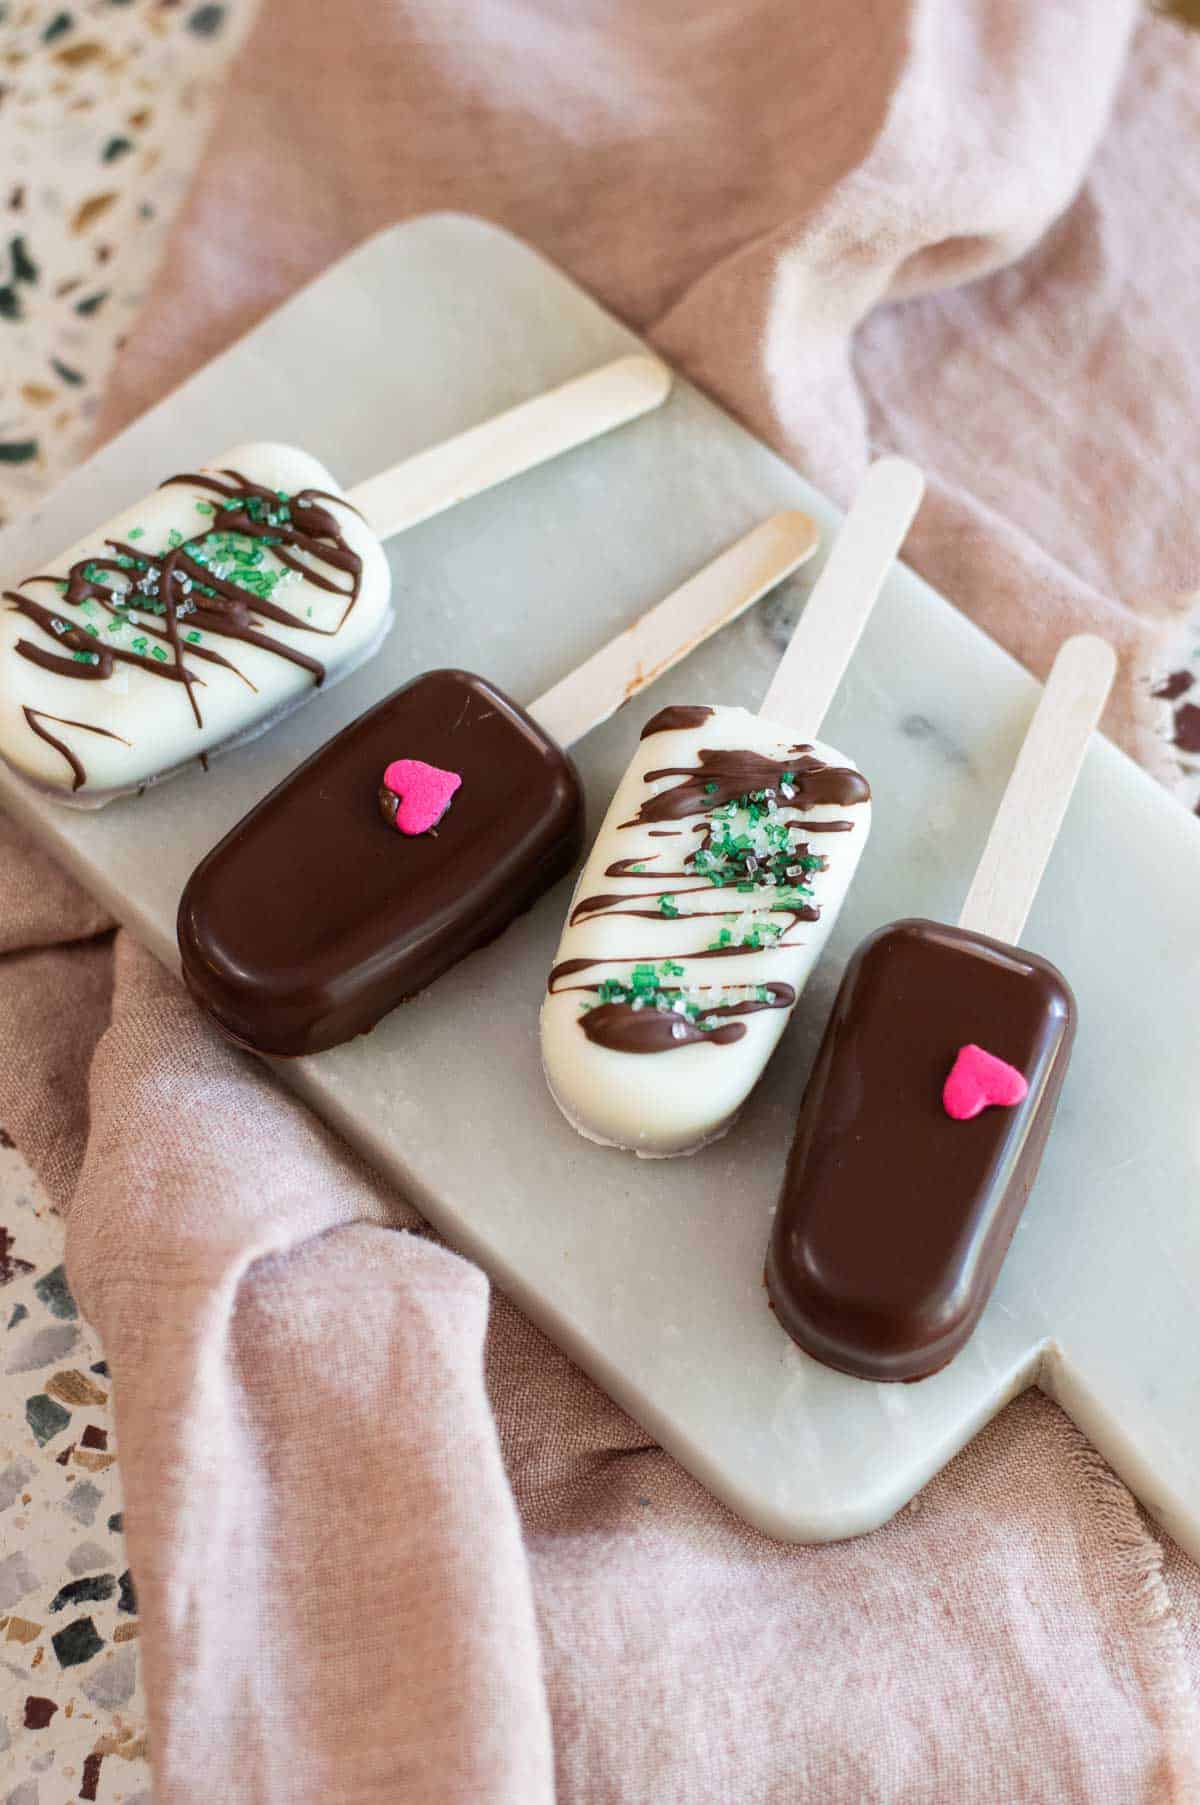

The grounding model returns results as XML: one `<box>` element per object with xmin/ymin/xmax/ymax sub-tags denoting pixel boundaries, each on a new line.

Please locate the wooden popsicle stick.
<box><xmin>758</xmin><ymin>457</ymin><xmax>925</xmax><ymax>736</ymax></box>
<box><xmin>347</xmin><ymin>355</ymin><xmax>672</xmax><ymax>541</ymax></box>
<box><xmin>527</xmin><ymin>511</ymin><xmax>819</xmax><ymax>749</ymax></box>
<box><xmin>958</xmin><ymin>634</ymin><xmax>1117</xmax><ymax>946</ymax></box>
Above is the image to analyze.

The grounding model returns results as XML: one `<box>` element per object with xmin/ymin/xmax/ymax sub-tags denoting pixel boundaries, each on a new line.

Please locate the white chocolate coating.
<box><xmin>540</xmin><ymin>706</ymin><xmax>870</xmax><ymax>1157</ymax></box>
<box><xmin>0</xmin><ymin>443</ymin><xmax>391</xmax><ymax>806</ymax></box>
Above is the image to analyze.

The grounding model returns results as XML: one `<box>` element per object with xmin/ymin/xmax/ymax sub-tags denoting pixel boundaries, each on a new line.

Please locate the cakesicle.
<box><xmin>766</xmin><ymin>633</ymin><xmax>1116</xmax><ymax>1381</ymax></box>
<box><xmin>178</xmin><ymin>511</ymin><xmax>820</xmax><ymax>1057</ymax></box>
<box><xmin>0</xmin><ymin>355</ymin><xmax>670</xmax><ymax>806</ymax></box>
<box><xmin>540</xmin><ymin>458</ymin><xmax>925</xmax><ymax>1157</ymax></box>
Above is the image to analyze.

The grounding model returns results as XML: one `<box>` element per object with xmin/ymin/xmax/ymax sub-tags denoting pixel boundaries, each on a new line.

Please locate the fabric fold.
<box><xmin>61</xmin><ymin>934</ymin><xmax>554</xmax><ymax>1802</ymax></box>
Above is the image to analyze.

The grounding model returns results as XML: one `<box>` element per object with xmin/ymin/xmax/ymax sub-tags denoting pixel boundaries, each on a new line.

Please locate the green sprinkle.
<box><xmin>704</xmin><ymin>781</ymin><xmax>718</xmax><ymax>795</ymax></box>
<box><xmin>150</xmin><ymin>645</ymin><xmax>168</xmax><ymax>662</ymax></box>
<box><xmin>53</xmin><ymin>580</ymin><xmax>68</xmax><ymax>593</ymax></box>
<box><xmin>106</xmin><ymin>618</ymin><xmax>125</xmax><ymax>634</ymax></box>
<box><xmin>660</xmin><ymin>961</ymin><xmax>685</xmax><ymax>978</ymax></box>
<box><xmin>84</xmin><ymin>623</ymin><xmax>98</xmax><ymax>636</ymax></box>
<box><xmin>782</xmin><ymin>771</ymin><xmax>795</xmax><ymax>785</ymax></box>
<box><xmin>186</xmin><ymin>630</ymin><xmax>202</xmax><ymax>643</ymax></box>
<box><xmin>168</xmin><ymin>529</ymin><xmax>184</xmax><ymax>548</ymax></box>
<box><xmin>195</xmin><ymin>500</ymin><xmax>215</xmax><ymax>515</ymax></box>
<box><xmin>630</xmin><ymin>863</ymin><xmax>645</xmax><ymax>874</ymax></box>
<box><xmin>131</xmin><ymin>635</ymin><xmax>148</xmax><ymax>654</ymax></box>
<box><xmin>128</xmin><ymin>526</ymin><xmax>144</xmax><ymax>540</ymax></box>
<box><xmin>658</xmin><ymin>895</ymin><xmax>680</xmax><ymax>918</ymax></box>
<box><xmin>71</xmin><ymin>650</ymin><xmax>98</xmax><ymax>665</ymax></box>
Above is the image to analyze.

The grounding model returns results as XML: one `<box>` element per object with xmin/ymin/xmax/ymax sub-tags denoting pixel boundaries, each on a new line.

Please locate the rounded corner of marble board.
<box><xmin>699</xmin><ymin>1467</ymin><xmax>931</xmax><ymax>1548</ymax></box>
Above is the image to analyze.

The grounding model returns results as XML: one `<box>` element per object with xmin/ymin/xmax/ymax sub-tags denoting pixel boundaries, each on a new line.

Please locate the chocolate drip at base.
<box><xmin>580</xmin><ymin>982</ymin><xmax>796</xmax><ymax>1053</ymax></box>
<box><xmin>21</xmin><ymin>707</ymin><xmax>130</xmax><ymax>794</ymax></box>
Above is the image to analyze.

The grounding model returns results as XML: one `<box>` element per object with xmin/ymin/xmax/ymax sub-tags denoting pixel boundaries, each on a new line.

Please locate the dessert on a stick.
<box><xmin>177</xmin><ymin>510</ymin><xmax>820</xmax><ymax>1057</ymax></box>
<box><xmin>539</xmin><ymin>457</ymin><xmax>925</xmax><ymax>1157</ymax></box>
<box><xmin>766</xmin><ymin>633</ymin><xmax>1116</xmax><ymax>1381</ymax></box>
<box><xmin>0</xmin><ymin>356</ymin><xmax>671</xmax><ymax>806</ymax></box>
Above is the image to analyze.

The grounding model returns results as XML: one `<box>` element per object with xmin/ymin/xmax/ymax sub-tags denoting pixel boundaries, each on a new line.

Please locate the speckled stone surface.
<box><xmin>0</xmin><ymin>1133</ymin><xmax>148</xmax><ymax>1803</ymax></box>
<box><xmin>0</xmin><ymin>0</ymin><xmax>253</xmax><ymax>528</ymax></box>
<box><xmin>0</xmin><ymin>7</ymin><xmax>252</xmax><ymax>1797</ymax></box>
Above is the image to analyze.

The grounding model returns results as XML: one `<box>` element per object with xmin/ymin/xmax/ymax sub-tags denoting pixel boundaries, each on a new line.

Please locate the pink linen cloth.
<box><xmin>3</xmin><ymin>2</ymin><xmax>1200</xmax><ymax>1798</ymax></box>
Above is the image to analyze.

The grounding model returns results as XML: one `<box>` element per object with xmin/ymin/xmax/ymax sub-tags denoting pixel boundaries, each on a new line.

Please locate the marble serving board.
<box><xmin>3</xmin><ymin>214</ymin><xmax>1199</xmax><ymax>1551</ymax></box>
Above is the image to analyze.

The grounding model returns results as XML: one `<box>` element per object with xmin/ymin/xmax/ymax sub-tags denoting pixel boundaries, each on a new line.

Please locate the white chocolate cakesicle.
<box><xmin>0</xmin><ymin>443</ymin><xmax>391</xmax><ymax>805</ymax></box>
<box><xmin>540</xmin><ymin>703</ymin><xmax>871</xmax><ymax>1156</ymax></box>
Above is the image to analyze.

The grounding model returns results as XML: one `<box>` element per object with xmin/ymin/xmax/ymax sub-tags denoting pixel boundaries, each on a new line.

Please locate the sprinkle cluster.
<box><xmin>583</xmin><ymin>960</ymin><xmax>776</xmax><ymax>1034</ymax></box>
<box><xmin>692</xmin><ymin>782</ymin><xmax>822</xmax><ymax>892</ymax></box>
<box><xmin>58</xmin><ymin>490</ymin><xmax>300</xmax><ymax>661</ymax></box>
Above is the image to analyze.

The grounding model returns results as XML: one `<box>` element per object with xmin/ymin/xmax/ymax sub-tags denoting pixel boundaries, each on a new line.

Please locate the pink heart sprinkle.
<box><xmin>380</xmin><ymin>758</ymin><xmax>462</xmax><ymax>836</ymax></box>
<box><xmin>942</xmin><ymin>1043</ymin><xmax>1029</xmax><ymax>1121</ymax></box>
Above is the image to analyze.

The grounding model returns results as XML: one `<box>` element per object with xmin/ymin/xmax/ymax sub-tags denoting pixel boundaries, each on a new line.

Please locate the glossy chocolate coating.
<box><xmin>766</xmin><ymin>919</ymin><xmax>1075</xmax><ymax>1382</ymax></box>
<box><xmin>178</xmin><ymin>669</ymin><xmax>583</xmax><ymax>1057</ymax></box>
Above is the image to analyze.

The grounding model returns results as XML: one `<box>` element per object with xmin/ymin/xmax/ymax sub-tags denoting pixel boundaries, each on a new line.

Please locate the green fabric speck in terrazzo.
<box><xmin>34</xmin><ymin>1262</ymin><xmax>77</xmax><ymax>1319</ymax></box>
<box><xmin>25</xmin><ymin>1391</ymin><xmax>70</xmax><ymax>1444</ymax></box>
<box><xmin>188</xmin><ymin>3</ymin><xmax>226</xmax><ymax>35</ymax></box>
<box><xmin>10</xmin><ymin>235</ymin><xmax>38</xmax><ymax>284</ymax></box>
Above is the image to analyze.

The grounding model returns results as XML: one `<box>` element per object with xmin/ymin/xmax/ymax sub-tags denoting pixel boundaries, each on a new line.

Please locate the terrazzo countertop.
<box><xmin>1</xmin><ymin>1139</ymin><xmax>145</xmax><ymax>1805</ymax></box>
<box><xmin>1</xmin><ymin>6</ymin><xmax>253</xmax><ymax>1797</ymax></box>
<box><xmin>1</xmin><ymin>3</ymin><xmax>1198</xmax><ymax>1801</ymax></box>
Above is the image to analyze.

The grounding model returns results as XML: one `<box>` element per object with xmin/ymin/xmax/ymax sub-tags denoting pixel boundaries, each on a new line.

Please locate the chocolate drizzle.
<box><xmin>640</xmin><ymin>704</ymin><xmax>715</xmax><ymax>738</ymax></box>
<box><xmin>549</xmin><ymin>728</ymin><xmax>869</xmax><ymax>1054</ymax></box>
<box><xmin>21</xmin><ymin>707</ymin><xmax>130</xmax><ymax>794</ymax></box>
<box><xmin>579</xmin><ymin>983</ymin><xmax>796</xmax><ymax>1052</ymax></box>
<box><xmin>5</xmin><ymin>466</ymin><xmax>362</xmax><ymax>789</ymax></box>
<box><xmin>622</xmin><ymin>748</ymin><xmax>868</xmax><ymax>825</ymax></box>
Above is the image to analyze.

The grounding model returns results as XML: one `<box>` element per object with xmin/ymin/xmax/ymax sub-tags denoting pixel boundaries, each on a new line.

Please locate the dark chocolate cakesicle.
<box><xmin>765</xmin><ymin>921</ymin><xmax>1074</xmax><ymax>1382</ymax></box>
<box><xmin>179</xmin><ymin>671</ymin><xmax>584</xmax><ymax>1057</ymax></box>
<box><xmin>178</xmin><ymin>513</ymin><xmax>822</xmax><ymax>1057</ymax></box>
<box><xmin>766</xmin><ymin>633</ymin><xmax>1116</xmax><ymax>1383</ymax></box>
